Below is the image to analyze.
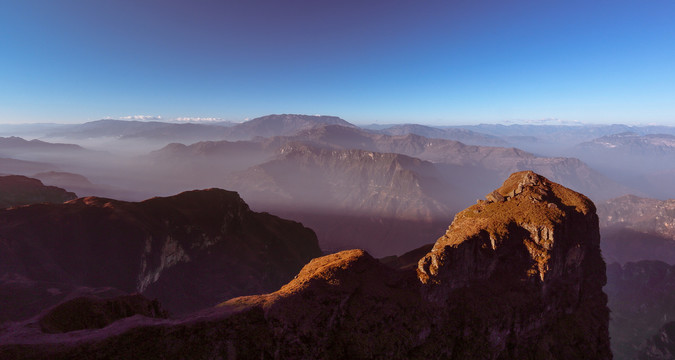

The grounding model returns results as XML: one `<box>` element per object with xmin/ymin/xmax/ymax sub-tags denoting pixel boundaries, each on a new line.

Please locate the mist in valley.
<box><xmin>4</xmin><ymin>116</ymin><xmax>675</xmax><ymax>358</ymax></box>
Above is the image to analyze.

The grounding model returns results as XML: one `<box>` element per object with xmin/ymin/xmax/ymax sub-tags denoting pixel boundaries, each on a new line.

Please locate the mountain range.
<box><xmin>0</xmin><ymin>172</ymin><xmax>612</xmax><ymax>359</ymax></box>
<box><xmin>0</xmin><ymin>189</ymin><xmax>320</xmax><ymax>318</ymax></box>
<box><xmin>145</xmin><ymin>122</ymin><xmax>628</xmax><ymax>255</ymax></box>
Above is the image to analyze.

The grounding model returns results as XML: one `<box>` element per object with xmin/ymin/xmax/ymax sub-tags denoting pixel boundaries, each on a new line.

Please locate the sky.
<box><xmin>0</xmin><ymin>0</ymin><xmax>674</xmax><ymax>125</ymax></box>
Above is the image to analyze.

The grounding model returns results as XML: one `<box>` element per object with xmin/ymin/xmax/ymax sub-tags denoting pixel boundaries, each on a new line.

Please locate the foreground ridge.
<box><xmin>0</xmin><ymin>171</ymin><xmax>612</xmax><ymax>359</ymax></box>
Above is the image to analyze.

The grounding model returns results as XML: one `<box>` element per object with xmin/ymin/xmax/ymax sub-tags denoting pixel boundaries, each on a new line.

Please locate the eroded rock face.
<box><xmin>0</xmin><ymin>188</ymin><xmax>321</xmax><ymax>317</ymax></box>
<box><xmin>417</xmin><ymin>170</ymin><xmax>611</xmax><ymax>358</ymax></box>
<box><xmin>0</xmin><ymin>172</ymin><xmax>612</xmax><ymax>359</ymax></box>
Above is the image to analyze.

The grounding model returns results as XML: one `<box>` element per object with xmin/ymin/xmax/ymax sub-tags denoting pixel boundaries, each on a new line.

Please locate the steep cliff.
<box><xmin>0</xmin><ymin>189</ymin><xmax>321</xmax><ymax>318</ymax></box>
<box><xmin>417</xmin><ymin>170</ymin><xmax>611</xmax><ymax>358</ymax></box>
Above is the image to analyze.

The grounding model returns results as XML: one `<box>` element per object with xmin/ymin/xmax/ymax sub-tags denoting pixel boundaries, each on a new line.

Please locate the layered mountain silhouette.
<box><xmin>0</xmin><ymin>189</ymin><xmax>320</xmax><ymax>318</ymax></box>
<box><xmin>31</xmin><ymin>171</ymin><xmax>95</xmax><ymax>194</ymax></box>
<box><xmin>0</xmin><ymin>172</ymin><xmax>611</xmax><ymax>359</ymax></box>
<box><xmin>0</xmin><ymin>136</ymin><xmax>84</xmax><ymax>155</ymax></box>
<box><xmin>44</xmin><ymin>119</ymin><xmax>230</xmax><ymax>142</ymax></box>
<box><xmin>147</xmin><ymin>123</ymin><xmax>629</xmax><ymax>256</ymax></box>
<box><xmin>0</xmin><ymin>136</ymin><xmax>98</xmax><ymax>170</ymax></box>
<box><xmin>42</xmin><ymin>114</ymin><xmax>354</xmax><ymax>145</ymax></box>
<box><xmin>223</xmin><ymin>114</ymin><xmax>356</xmax><ymax>140</ymax></box>
<box><xmin>254</xmin><ymin>124</ymin><xmax>628</xmax><ymax>202</ymax></box>
<box><xmin>225</xmin><ymin>142</ymin><xmax>453</xmax><ymax>256</ymax></box>
<box><xmin>378</xmin><ymin>123</ymin><xmax>508</xmax><ymax>146</ymax></box>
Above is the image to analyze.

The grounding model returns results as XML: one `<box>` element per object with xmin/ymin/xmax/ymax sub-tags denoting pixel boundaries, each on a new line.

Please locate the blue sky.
<box><xmin>1</xmin><ymin>0</ymin><xmax>674</xmax><ymax>125</ymax></box>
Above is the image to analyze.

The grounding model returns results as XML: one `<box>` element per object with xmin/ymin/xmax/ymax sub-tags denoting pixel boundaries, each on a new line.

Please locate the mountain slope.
<box><xmin>278</xmin><ymin>125</ymin><xmax>630</xmax><ymax>201</ymax></box>
<box><xmin>223</xmin><ymin>114</ymin><xmax>356</xmax><ymax>140</ymax></box>
<box><xmin>0</xmin><ymin>171</ymin><xmax>611</xmax><ymax>359</ymax></box>
<box><xmin>0</xmin><ymin>189</ymin><xmax>321</xmax><ymax>316</ymax></box>
<box><xmin>379</xmin><ymin>123</ymin><xmax>508</xmax><ymax>146</ymax></box>
<box><xmin>225</xmin><ymin>142</ymin><xmax>453</xmax><ymax>255</ymax></box>
<box><xmin>0</xmin><ymin>175</ymin><xmax>76</xmax><ymax>208</ymax></box>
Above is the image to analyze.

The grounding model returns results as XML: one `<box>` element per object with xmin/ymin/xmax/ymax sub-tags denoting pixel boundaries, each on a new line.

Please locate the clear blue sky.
<box><xmin>1</xmin><ymin>0</ymin><xmax>674</xmax><ymax>125</ymax></box>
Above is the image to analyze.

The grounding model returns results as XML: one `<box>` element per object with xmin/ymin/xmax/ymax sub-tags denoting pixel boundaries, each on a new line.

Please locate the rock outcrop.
<box><xmin>0</xmin><ymin>172</ymin><xmax>612</xmax><ymax>359</ymax></box>
<box><xmin>417</xmin><ymin>170</ymin><xmax>611</xmax><ymax>358</ymax></box>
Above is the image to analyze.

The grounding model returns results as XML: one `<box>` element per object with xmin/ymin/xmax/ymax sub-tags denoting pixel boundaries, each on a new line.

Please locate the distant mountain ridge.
<box><xmin>225</xmin><ymin>141</ymin><xmax>452</xmax><ymax>256</ymax></box>
<box><xmin>148</xmin><ymin>123</ymin><xmax>630</xmax><ymax>255</ymax></box>
<box><xmin>44</xmin><ymin>119</ymin><xmax>231</xmax><ymax>144</ymax></box>
<box><xmin>223</xmin><ymin>114</ymin><xmax>356</xmax><ymax>140</ymax></box>
<box><xmin>378</xmin><ymin>123</ymin><xmax>508</xmax><ymax>146</ymax></box>
<box><xmin>42</xmin><ymin>114</ymin><xmax>356</xmax><ymax>144</ymax></box>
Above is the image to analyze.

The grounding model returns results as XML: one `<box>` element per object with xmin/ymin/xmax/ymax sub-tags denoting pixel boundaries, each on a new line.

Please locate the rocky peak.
<box><xmin>416</xmin><ymin>170</ymin><xmax>610</xmax><ymax>356</ymax></box>
<box><xmin>418</xmin><ymin>171</ymin><xmax>596</xmax><ymax>289</ymax></box>
<box><xmin>221</xmin><ymin>171</ymin><xmax>610</xmax><ymax>358</ymax></box>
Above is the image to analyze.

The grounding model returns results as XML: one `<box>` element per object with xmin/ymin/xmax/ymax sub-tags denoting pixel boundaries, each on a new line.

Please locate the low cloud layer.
<box><xmin>117</xmin><ymin>115</ymin><xmax>163</xmax><ymax>121</ymax></box>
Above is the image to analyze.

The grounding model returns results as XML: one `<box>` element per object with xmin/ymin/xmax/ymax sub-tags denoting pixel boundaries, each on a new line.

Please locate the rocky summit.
<box><xmin>416</xmin><ymin>170</ymin><xmax>611</xmax><ymax>358</ymax></box>
<box><xmin>0</xmin><ymin>172</ymin><xmax>611</xmax><ymax>359</ymax></box>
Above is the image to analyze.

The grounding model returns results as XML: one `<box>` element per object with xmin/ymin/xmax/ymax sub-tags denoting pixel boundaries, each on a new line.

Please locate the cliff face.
<box><xmin>0</xmin><ymin>172</ymin><xmax>611</xmax><ymax>359</ymax></box>
<box><xmin>0</xmin><ymin>189</ymin><xmax>321</xmax><ymax>318</ymax></box>
<box><xmin>225</xmin><ymin>171</ymin><xmax>611</xmax><ymax>358</ymax></box>
<box><xmin>417</xmin><ymin>170</ymin><xmax>611</xmax><ymax>358</ymax></box>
